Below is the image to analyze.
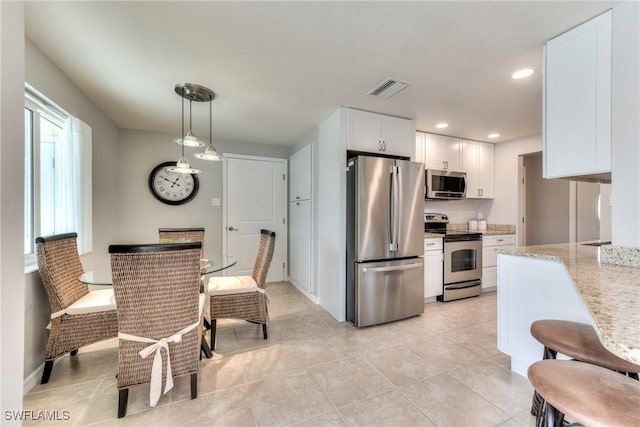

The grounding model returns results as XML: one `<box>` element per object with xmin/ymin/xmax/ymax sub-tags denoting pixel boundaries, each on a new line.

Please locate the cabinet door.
<box><xmin>381</xmin><ymin>116</ymin><xmax>414</xmax><ymax>158</ymax></box>
<box><xmin>424</xmin><ymin>250</ymin><xmax>443</xmax><ymax>299</ymax></box>
<box><xmin>544</xmin><ymin>10</ymin><xmax>612</xmax><ymax>179</ymax></box>
<box><xmin>462</xmin><ymin>140</ymin><xmax>480</xmax><ymax>197</ymax></box>
<box><xmin>477</xmin><ymin>142</ymin><xmax>494</xmax><ymax>198</ymax></box>
<box><xmin>347</xmin><ymin>109</ymin><xmax>383</xmax><ymax>153</ymax></box>
<box><xmin>415</xmin><ymin>132</ymin><xmax>426</xmax><ymax>166</ymax></box>
<box><xmin>289</xmin><ymin>144</ymin><xmax>312</xmax><ymax>201</ymax></box>
<box><xmin>441</xmin><ymin>136</ymin><xmax>463</xmax><ymax>171</ymax></box>
<box><xmin>423</xmin><ymin>133</ymin><xmax>444</xmax><ymax>170</ymax></box>
<box><xmin>289</xmin><ymin>200</ymin><xmax>311</xmax><ymax>292</ymax></box>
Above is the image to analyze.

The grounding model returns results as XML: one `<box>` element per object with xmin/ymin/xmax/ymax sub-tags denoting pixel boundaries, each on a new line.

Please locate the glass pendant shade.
<box><xmin>194</xmin><ymin>144</ymin><xmax>222</xmax><ymax>161</ymax></box>
<box><xmin>165</xmin><ymin>156</ymin><xmax>201</xmax><ymax>174</ymax></box>
<box><xmin>175</xmin><ymin>131</ymin><xmax>206</xmax><ymax>147</ymax></box>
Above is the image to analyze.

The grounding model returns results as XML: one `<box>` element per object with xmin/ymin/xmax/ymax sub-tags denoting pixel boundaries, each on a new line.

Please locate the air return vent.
<box><xmin>367</xmin><ymin>78</ymin><xmax>409</xmax><ymax>99</ymax></box>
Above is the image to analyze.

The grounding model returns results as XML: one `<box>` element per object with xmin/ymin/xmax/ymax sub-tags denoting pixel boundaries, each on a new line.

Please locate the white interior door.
<box><xmin>224</xmin><ymin>155</ymin><xmax>286</xmax><ymax>282</ymax></box>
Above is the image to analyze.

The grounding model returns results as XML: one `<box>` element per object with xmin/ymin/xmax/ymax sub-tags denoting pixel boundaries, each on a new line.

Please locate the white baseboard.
<box><xmin>24</xmin><ymin>358</ymin><xmax>62</xmax><ymax>395</ymax></box>
<box><xmin>288</xmin><ymin>279</ymin><xmax>318</xmax><ymax>304</ymax></box>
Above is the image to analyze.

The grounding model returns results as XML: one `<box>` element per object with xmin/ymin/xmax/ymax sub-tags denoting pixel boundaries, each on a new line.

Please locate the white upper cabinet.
<box><xmin>462</xmin><ymin>140</ymin><xmax>495</xmax><ymax>199</ymax></box>
<box><xmin>418</xmin><ymin>132</ymin><xmax>462</xmax><ymax>171</ymax></box>
<box><xmin>544</xmin><ymin>10</ymin><xmax>612</xmax><ymax>180</ymax></box>
<box><xmin>289</xmin><ymin>144</ymin><xmax>312</xmax><ymax>201</ymax></box>
<box><xmin>347</xmin><ymin>109</ymin><xmax>415</xmax><ymax>158</ymax></box>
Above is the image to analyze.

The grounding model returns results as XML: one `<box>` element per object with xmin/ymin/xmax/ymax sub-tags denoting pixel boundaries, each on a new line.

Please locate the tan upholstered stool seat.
<box><xmin>531</xmin><ymin>319</ymin><xmax>640</xmax><ymax>373</ymax></box>
<box><xmin>528</xmin><ymin>360</ymin><xmax>640</xmax><ymax>427</ymax></box>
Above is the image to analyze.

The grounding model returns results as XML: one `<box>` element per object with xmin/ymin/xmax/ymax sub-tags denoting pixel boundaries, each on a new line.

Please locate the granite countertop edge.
<box><xmin>498</xmin><ymin>242</ymin><xmax>640</xmax><ymax>365</ymax></box>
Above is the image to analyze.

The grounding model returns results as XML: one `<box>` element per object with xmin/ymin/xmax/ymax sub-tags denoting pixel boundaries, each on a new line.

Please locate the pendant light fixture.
<box><xmin>194</xmin><ymin>95</ymin><xmax>222</xmax><ymax>161</ymax></box>
<box><xmin>166</xmin><ymin>83</ymin><xmax>215</xmax><ymax>174</ymax></box>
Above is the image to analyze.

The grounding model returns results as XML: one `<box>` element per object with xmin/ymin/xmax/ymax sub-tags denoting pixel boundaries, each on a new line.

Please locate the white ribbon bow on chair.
<box><xmin>118</xmin><ymin>320</ymin><xmax>199</xmax><ymax>407</ymax></box>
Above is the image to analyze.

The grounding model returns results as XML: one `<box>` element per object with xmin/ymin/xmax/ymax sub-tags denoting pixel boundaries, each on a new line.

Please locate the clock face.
<box><xmin>148</xmin><ymin>161</ymin><xmax>199</xmax><ymax>205</ymax></box>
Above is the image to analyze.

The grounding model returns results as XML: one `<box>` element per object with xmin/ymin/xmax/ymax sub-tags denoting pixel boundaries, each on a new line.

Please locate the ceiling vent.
<box><xmin>367</xmin><ymin>78</ymin><xmax>409</xmax><ymax>99</ymax></box>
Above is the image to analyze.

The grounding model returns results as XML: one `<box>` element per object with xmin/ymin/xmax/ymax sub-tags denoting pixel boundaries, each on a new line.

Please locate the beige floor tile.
<box><xmin>366</xmin><ymin>345</ymin><xmax>441</xmax><ymax>387</ymax></box>
<box><xmin>448</xmin><ymin>360</ymin><xmax>534</xmax><ymax>417</ymax></box>
<box><xmin>248</xmin><ymin>370</ymin><xmax>334</xmax><ymax>427</ymax></box>
<box><xmin>338</xmin><ymin>390</ymin><xmax>435</xmax><ymax>427</ymax></box>
<box><xmin>22</xmin><ymin>381</ymin><xmax>100</xmax><ymax>426</ymax></box>
<box><xmin>405</xmin><ymin>334</ymin><xmax>482</xmax><ymax>371</ymax></box>
<box><xmin>29</xmin><ymin>345</ymin><xmax>117</xmax><ymax>393</ymax></box>
<box><xmin>310</xmin><ymin>355</ymin><xmax>394</xmax><ymax>408</ymax></box>
<box><xmin>292</xmin><ymin>333</ymin><xmax>358</xmax><ymax>367</ymax></box>
<box><xmin>166</xmin><ymin>384</ymin><xmax>254</xmax><ymax>426</ymax></box>
<box><xmin>177</xmin><ymin>352</ymin><xmax>247</xmax><ymax>397</ymax></box>
<box><xmin>291</xmin><ymin>410</ymin><xmax>346</xmax><ymax>427</ymax></box>
<box><xmin>241</xmin><ymin>343</ymin><xmax>307</xmax><ymax>382</ymax></box>
<box><xmin>90</xmin><ymin>405</ymin><xmax>169</xmax><ymax>426</ymax></box>
<box><xmin>401</xmin><ymin>373</ymin><xmax>509</xmax><ymax>426</ymax></box>
<box><xmin>488</xmin><ymin>352</ymin><xmax>512</xmax><ymax>371</ymax></box>
<box><xmin>444</xmin><ymin>325</ymin><xmax>501</xmax><ymax>358</ymax></box>
<box><xmin>510</xmin><ymin>409</ymin><xmax>537</xmax><ymax>426</ymax></box>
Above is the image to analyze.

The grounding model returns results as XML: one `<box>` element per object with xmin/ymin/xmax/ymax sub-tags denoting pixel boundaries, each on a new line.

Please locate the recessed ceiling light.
<box><xmin>488</xmin><ymin>133</ymin><xmax>500</xmax><ymax>139</ymax></box>
<box><xmin>435</xmin><ymin>123</ymin><xmax>449</xmax><ymax>129</ymax></box>
<box><xmin>512</xmin><ymin>68</ymin><xmax>534</xmax><ymax>79</ymax></box>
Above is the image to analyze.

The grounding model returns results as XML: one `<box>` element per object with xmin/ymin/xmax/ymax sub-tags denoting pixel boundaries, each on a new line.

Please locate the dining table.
<box><xmin>79</xmin><ymin>253</ymin><xmax>237</xmax><ymax>359</ymax></box>
<box><xmin>79</xmin><ymin>254</ymin><xmax>237</xmax><ymax>285</ymax></box>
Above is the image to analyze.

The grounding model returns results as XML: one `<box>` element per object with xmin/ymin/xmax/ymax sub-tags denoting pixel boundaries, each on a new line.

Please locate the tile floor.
<box><xmin>24</xmin><ymin>282</ymin><xmax>537</xmax><ymax>426</ymax></box>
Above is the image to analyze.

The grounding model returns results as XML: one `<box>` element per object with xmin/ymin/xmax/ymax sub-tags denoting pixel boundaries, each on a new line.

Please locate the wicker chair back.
<box><xmin>251</xmin><ymin>229</ymin><xmax>276</xmax><ymax>288</ymax></box>
<box><xmin>158</xmin><ymin>228</ymin><xmax>205</xmax><ymax>260</ymax></box>
<box><xmin>109</xmin><ymin>242</ymin><xmax>202</xmax><ymax>390</ymax></box>
<box><xmin>36</xmin><ymin>232</ymin><xmax>89</xmax><ymax>312</ymax></box>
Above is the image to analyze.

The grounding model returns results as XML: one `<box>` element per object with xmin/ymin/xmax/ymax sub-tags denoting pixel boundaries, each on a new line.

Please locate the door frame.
<box><xmin>222</xmin><ymin>153</ymin><xmax>288</xmax><ymax>279</ymax></box>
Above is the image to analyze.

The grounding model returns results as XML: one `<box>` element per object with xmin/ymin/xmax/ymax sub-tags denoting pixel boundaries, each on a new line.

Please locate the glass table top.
<box><xmin>79</xmin><ymin>254</ymin><xmax>237</xmax><ymax>285</ymax></box>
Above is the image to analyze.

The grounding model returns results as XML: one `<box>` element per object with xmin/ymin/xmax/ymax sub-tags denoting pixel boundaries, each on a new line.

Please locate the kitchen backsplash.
<box><xmin>424</xmin><ymin>198</ymin><xmax>493</xmax><ymax>223</ymax></box>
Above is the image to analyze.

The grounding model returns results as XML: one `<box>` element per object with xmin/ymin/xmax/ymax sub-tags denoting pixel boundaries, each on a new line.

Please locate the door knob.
<box><xmin>228</xmin><ymin>226</ymin><xmax>238</xmax><ymax>231</ymax></box>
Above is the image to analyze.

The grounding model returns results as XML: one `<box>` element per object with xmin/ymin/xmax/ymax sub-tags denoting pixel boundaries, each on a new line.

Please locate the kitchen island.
<box><xmin>496</xmin><ymin>242</ymin><xmax>640</xmax><ymax>377</ymax></box>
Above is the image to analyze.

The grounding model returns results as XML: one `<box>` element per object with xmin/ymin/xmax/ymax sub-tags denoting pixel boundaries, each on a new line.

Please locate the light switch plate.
<box><xmin>211</xmin><ymin>198</ymin><xmax>221</xmax><ymax>206</ymax></box>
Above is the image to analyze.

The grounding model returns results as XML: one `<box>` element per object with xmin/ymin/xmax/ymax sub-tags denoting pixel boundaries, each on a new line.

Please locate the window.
<box><xmin>24</xmin><ymin>87</ymin><xmax>92</xmax><ymax>265</ymax></box>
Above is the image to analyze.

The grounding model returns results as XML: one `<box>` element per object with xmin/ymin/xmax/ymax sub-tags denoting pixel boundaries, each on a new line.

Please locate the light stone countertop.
<box><xmin>499</xmin><ymin>243</ymin><xmax>640</xmax><ymax>365</ymax></box>
<box><xmin>424</xmin><ymin>232</ymin><xmax>444</xmax><ymax>239</ymax></box>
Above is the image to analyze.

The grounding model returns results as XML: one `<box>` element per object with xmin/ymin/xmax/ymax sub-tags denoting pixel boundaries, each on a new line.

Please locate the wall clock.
<box><xmin>148</xmin><ymin>161</ymin><xmax>199</xmax><ymax>205</ymax></box>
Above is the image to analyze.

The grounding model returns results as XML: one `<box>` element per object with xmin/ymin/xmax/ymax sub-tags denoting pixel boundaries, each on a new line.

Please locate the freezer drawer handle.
<box><xmin>362</xmin><ymin>263</ymin><xmax>422</xmax><ymax>273</ymax></box>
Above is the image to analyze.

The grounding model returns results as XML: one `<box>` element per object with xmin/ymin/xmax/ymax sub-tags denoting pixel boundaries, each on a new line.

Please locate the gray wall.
<box><xmin>116</xmin><ymin>129</ymin><xmax>288</xmax><ymax>255</ymax></box>
<box><xmin>23</xmin><ymin>38</ymin><xmax>122</xmax><ymax>380</ymax></box>
<box><xmin>524</xmin><ymin>152</ymin><xmax>570</xmax><ymax>245</ymax></box>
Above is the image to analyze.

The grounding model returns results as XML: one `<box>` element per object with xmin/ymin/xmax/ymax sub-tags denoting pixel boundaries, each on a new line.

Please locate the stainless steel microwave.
<box><xmin>425</xmin><ymin>169</ymin><xmax>467</xmax><ymax>200</ymax></box>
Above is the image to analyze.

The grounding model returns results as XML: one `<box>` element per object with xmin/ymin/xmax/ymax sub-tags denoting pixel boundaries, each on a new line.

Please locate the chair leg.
<box><xmin>190</xmin><ymin>373</ymin><xmax>197</xmax><ymax>399</ymax></box>
<box><xmin>200</xmin><ymin>337</ymin><xmax>213</xmax><ymax>359</ymax></box>
<box><xmin>70</xmin><ymin>349</ymin><xmax>78</xmax><ymax>356</ymax></box>
<box><xmin>210</xmin><ymin>319</ymin><xmax>217</xmax><ymax>350</ymax></box>
<box><xmin>262</xmin><ymin>323</ymin><xmax>268</xmax><ymax>340</ymax></box>
<box><xmin>41</xmin><ymin>360</ymin><xmax>54</xmax><ymax>384</ymax></box>
<box><xmin>118</xmin><ymin>389</ymin><xmax>129</xmax><ymax>418</ymax></box>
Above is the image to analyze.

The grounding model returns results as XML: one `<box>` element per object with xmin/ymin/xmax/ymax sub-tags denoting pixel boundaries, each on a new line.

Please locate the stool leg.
<box><xmin>531</xmin><ymin>347</ymin><xmax>558</xmax><ymax>416</ymax></box>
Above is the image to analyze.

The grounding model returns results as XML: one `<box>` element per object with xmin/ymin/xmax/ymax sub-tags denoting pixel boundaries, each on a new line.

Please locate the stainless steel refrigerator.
<box><xmin>346</xmin><ymin>154</ymin><xmax>425</xmax><ymax>327</ymax></box>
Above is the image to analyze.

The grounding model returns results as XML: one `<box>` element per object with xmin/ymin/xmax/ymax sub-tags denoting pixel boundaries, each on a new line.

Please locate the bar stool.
<box><xmin>529</xmin><ymin>319</ymin><xmax>640</xmax><ymax>417</ymax></box>
<box><xmin>528</xmin><ymin>360</ymin><xmax>640</xmax><ymax>427</ymax></box>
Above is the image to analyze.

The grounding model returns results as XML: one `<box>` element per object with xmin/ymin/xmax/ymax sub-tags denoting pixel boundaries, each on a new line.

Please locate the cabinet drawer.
<box><xmin>483</xmin><ymin>234</ymin><xmax>515</xmax><ymax>247</ymax></box>
<box><xmin>424</xmin><ymin>237</ymin><xmax>443</xmax><ymax>251</ymax></box>
<box><xmin>482</xmin><ymin>266</ymin><xmax>497</xmax><ymax>288</ymax></box>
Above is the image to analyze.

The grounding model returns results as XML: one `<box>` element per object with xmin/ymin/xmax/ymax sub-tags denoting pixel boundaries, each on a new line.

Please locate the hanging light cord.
<box><xmin>180</xmin><ymin>87</ymin><xmax>185</xmax><ymax>158</ymax></box>
<box><xmin>209</xmin><ymin>96</ymin><xmax>212</xmax><ymax>145</ymax></box>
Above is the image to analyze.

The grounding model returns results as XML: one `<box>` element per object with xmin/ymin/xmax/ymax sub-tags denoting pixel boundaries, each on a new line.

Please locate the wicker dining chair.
<box><xmin>158</xmin><ymin>228</ymin><xmax>205</xmax><ymax>258</ymax></box>
<box><xmin>35</xmin><ymin>233</ymin><xmax>118</xmax><ymax>384</ymax></box>
<box><xmin>109</xmin><ymin>242</ymin><xmax>204</xmax><ymax>418</ymax></box>
<box><xmin>206</xmin><ymin>229</ymin><xmax>276</xmax><ymax>350</ymax></box>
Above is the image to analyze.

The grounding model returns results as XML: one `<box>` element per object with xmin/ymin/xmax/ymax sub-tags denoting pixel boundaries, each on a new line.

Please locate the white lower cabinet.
<box><xmin>289</xmin><ymin>200</ymin><xmax>311</xmax><ymax>293</ymax></box>
<box><xmin>482</xmin><ymin>234</ymin><xmax>516</xmax><ymax>289</ymax></box>
<box><xmin>424</xmin><ymin>237</ymin><xmax>444</xmax><ymax>300</ymax></box>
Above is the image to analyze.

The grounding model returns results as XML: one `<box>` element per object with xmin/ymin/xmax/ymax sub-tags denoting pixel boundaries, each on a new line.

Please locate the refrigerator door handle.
<box><xmin>362</xmin><ymin>262</ymin><xmax>423</xmax><ymax>273</ymax></box>
<box><xmin>389</xmin><ymin>165</ymin><xmax>397</xmax><ymax>252</ymax></box>
<box><xmin>396</xmin><ymin>165</ymin><xmax>403</xmax><ymax>251</ymax></box>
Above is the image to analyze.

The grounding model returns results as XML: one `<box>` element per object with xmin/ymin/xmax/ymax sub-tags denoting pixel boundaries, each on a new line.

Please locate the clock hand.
<box><xmin>170</xmin><ymin>176</ymin><xmax>181</xmax><ymax>188</ymax></box>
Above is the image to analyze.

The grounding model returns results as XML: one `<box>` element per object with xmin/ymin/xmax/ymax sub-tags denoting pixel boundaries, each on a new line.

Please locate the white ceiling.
<box><xmin>24</xmin><ymin>1</ymin><xmax>617</xmax><ymax>146</ymax></box>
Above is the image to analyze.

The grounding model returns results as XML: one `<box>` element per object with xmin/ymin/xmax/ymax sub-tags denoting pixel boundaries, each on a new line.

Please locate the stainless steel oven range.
<box><xmin>424</xmin><ymin>213</ymin><xmax>482</xmax><ymax>302</ymax></box>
